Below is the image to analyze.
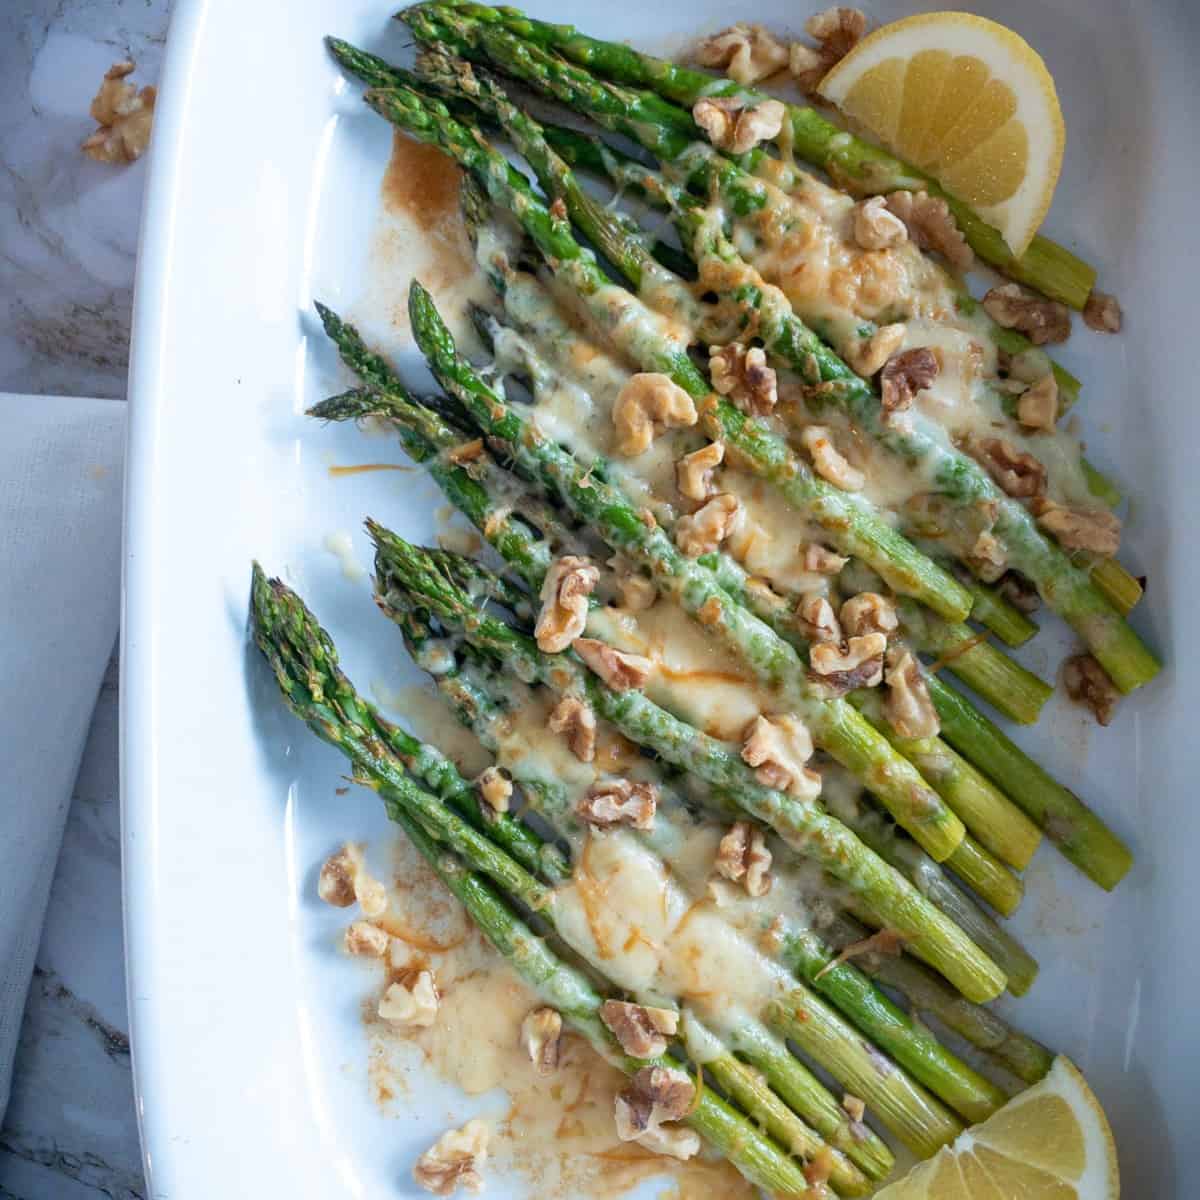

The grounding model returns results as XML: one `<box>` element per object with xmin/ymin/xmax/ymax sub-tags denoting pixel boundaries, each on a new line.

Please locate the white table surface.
<box><xmin>0</xmin><ymin>1</ymin><xmax>169</xmax><ymax>1195</ymax></box>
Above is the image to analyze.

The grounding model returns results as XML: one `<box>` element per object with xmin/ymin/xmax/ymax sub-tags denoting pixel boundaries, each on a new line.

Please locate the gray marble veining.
<box><xmin>0</xmin><ymin>0</ymin><xmax>170</xmax><ymax>1195</ymax></box>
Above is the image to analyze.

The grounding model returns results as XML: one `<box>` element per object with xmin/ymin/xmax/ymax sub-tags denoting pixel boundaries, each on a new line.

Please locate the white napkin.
<box><xmin>0</xmin><ymin>394</ymin><xmax>125</xmax><ymax>1120</ymax></box>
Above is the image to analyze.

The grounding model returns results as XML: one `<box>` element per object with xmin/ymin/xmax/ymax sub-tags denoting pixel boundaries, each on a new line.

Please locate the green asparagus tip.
<box><xmin>307</xmin><ymin>387</ymin><xmax>393</xmax><ymax>424</ymax></box>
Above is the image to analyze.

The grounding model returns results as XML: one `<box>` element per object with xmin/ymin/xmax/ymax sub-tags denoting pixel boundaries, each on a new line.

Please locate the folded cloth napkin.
<box><xmin>0</xmin><ymin>394</ymin><xmax>125</xmax><ymax>1120</ymax></box>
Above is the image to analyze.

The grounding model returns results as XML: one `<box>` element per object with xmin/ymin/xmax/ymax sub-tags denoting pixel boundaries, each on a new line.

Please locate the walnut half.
<box><xmin>675</xmin><ymin>493</ymin><xmax>741</xmax><ymax>557</ymax></box>
<box><xmin>693</xmin><ymin>23</ymin><xmax>790</xmax><ymax>84</ymax></box>
<box><xmin>693</xmin><ymin>96</ymin><xmax>787</xmax><ymax>155</ymax></box>
<box><xmin>577</xmin><ymin>778</ymin><xmax>658</xmax><ymax>831</ymax></box>
<box><xmin>1032</xmin><ymin>499</ymin><xmax>1121</xmax><ymax>556</ymax></box>
<box><xmin>601</xmin><ymin>1001</ymin><xmax>679</xmax><ymax>1058</ymax></box>
<box><xmin>790</xmin><ymin>7</ymin><xmax>869</xmax><ymax>95</ymax></box>
<box><xmin>413</xmin><ymin>1119</ymin><xmax>489</xmax><ymax>1196</ymax></box>
<box><xmin>809</xmin><ymin>633</ymin><xmax>888</xmax><ymax>693</ymax></box>
<box><xmin>982</xmin><ymin>284</ymin><xmax>1072</xmax><ymax>346</ymax></box>
<box><xmin>710</xmin><ymin>343</ymin><xmax>778</xmax><ymax>416</ymax></box>
<box><xmin>612</xmin><ymin>373</ymin><xmax>697</xmax><ymax>456</ymax></box>
<box><xmin>676</xmin><ymin>441</ymin><xmax>725</xmax><ymax>502</ymax></box>
<box><xmin>534</xmin><ymin>555</ymin><xmax>599</xmax><ymax>653</ymax></box>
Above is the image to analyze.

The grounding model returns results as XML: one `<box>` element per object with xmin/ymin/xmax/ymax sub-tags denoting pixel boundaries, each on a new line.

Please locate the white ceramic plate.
<box><xmin>122</xmin><ymin>0</ymin><xmax>1200</xmax><ymax>1195</ymax></box>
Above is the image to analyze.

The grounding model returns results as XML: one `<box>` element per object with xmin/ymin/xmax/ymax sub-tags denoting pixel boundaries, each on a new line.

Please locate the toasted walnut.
<box><xmin>852</xmin><ymin>196</ymin><xmax>909</xmax><ymax>251</ymax></box>
<box><xmin>692</xmin><ymin>95</ymin><xmax>787</xmax><ymax>154</ymax></box>
<box><xmin>693</xmin><ymin>23</ymin><xmax>790</xmax><ymax>84</ymax></box>
<box><xmin>1083</xmin><ymin>290</ymin><xmax>1123</xmax><ymax>334</ymax></box>
<box><xmin>840</xmin><ymin>592</ymin><xmax>898</xmax><ymax>638</ymax></box>
<box><xmin>413</xmin><ymin>1119</ymin><xmax>489</xmax><ymax>1196</ymax></box>
<box><xmin>709</xmin><ymin>343</ymin><xmax>778</xmax><ymax>416</ymax></box>
<box><xmin>1032</xmin><ymin>499</ymin><xmax>1122</xmax><ymax>556</ymax></box>
<box><xmin>801</xmin><ymin>426</ymin><xmax>866</xmax><ymax>491</ymax></box>
<box><xmin>880</xmin><ymin>348</ymin><xmax>939</xmax><ymax>413</ymax></box>
<box><xmin>1063</xmin><ymin>654</ymin><xmax>1119</xmax><ymax>727</ymax></box>
<box><xmin>574</xmin><ymin>639</ymin><xmax>654</xmax><ymax>692</ymax></box>
<box><xmin>802</xmin><ymin>543</ymin><xmax>849</xmax><ymax>575</ymax></box>
<box><xmin>520</xmin><ymin>1007</ymin><xmax>563</xmax><ymax>1076</ymax></box>
<box><xmin>636</xmin><ymin>1124</ymin><xmax>702</xmax><ymax>1161</ymax></box>
<box><xmin>809</xmin><ymin>633</ymin><xmax>887</xmax><ymax>691</ymax></box>
<box><xmin>883</xmin><ymin>649</ymin><xmax>940</xmax><ymax>739</ymax></box>
<box><xmin>967</xmin><ymin>531</ymin><xmax>1007</xmax><ymax>582</ymax></box>
<box><xmin>379</xmin><ymin>970</ymin><xmax>439</xmax><ymax>1028</ymax></box>
<box><xmin>345</xmin><ymin>921</ymin><xmax>390</xmax><ymax>958</ymax></box>
<box><xmin>548</xmin><ymin>695</ymin><xmax>597</xmax><ymax>762</ymax></box>
<box><xmin>844</xmin><ymin>322</ymin><xmax>907</xmax><ymax>377</ymax></box>
<box><xmin>715</xmin><ymin>820</ymin><xmax>773</xmax><ymax>897</ymax></box>
<box><xmin>578</xmin><ymin>778</ymin><xmax>658</xmax><ymax>831</ymax></box>
<box><xmin>789</xmin><ymin>7</ymin><xmax>868</xmax><ymax>94</ymax></box>
<box><xmin>675</xmin><ymin>493</ymin><xmax>741</xmax><ymax>557</ymax></box>
<box><xmin>534</xmin><ymin>555</ymin><xmax>599</xmax><ymax>652</ymax></box>
<box><xmin>968</xmin><ymin>437</ymin><xmax>1046</xmax><ymax>498</ymax></box>
<box><xmin>982</xmin><ymin>284</ymin><xmax>1071</xmax><ymax>346</ymax></box>
<box><xmin>797</xmin><ymin>594</ymin><xmax>843</xmax><ymax>644</ymax></box>
<box><xmin>612</xmin><ymin>373</ymin><xmax>698</xmax><ymax>456</ymax></box>
<box><xmin>676</xmin><ymin>441</ymin><xmax>726</xmax><ymax>501</ymax></box>
<box><xmin>318</xmin><ymin>844</ymin><xmax>386</xmax><ymax>916</ymax></box>
<box><xmin>996</xmin><ymin>571</ymin><xmax>1040</xmax><ymax>613</ymax></box>
<box><xmin>884</xmin><ymin>191</ymin><xmax>973</xmax><ymax>272</ymax></box>
<box><xmin>741</xmin><ymin>714</ymin><xmax>822</xmax><ymax>800</ymax></box>
<box><xmin>601</xmin><ymin>1001</ymin><xmax>679</xmax><ymax>1058</ymax></box>
<box><xmin>476</xmin><ymin>765</ymin><xmax>513</xmax><ymax>815</ymax></box>
<box><xmin>1016</xmin><ymin>374</ymin><xmax>1058</xmax><ymax>431</ymax></box>
<box><xmin>81</xmin><ymin>62</ymin><xmax>156</xmax><ymax>163</ymax></box>
<box><xmin>614</xmin><ymin>1066</ymin><xmax>695</xmax><ymax>1141</ymax></box>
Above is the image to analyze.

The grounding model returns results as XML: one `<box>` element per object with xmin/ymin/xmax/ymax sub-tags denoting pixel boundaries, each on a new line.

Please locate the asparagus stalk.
<box><xmin>402</xmin><ymin>1</ymin><xmax>1096</xmax><ymax>308</ymax></box>
<box><xmin>370</xmin><ymin>526</ymin><xmax>1006</xmax><ymax>1002</ymax></box>
<box><xmin>952</xmin><ymin>572</ymin><xmax>1040</xmax><ymax>648</ymax></box>
<box><xmin>411</xmin><ymin>45</ymin><xmax>1154</xmax><ymax>696</ymax></box>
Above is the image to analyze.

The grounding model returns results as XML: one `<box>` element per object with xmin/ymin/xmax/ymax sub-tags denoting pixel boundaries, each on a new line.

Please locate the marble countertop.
<box><xmin>0</xmin><ymin>1</ymin><xmax>170</xmax><ymax>1196</ymax></box>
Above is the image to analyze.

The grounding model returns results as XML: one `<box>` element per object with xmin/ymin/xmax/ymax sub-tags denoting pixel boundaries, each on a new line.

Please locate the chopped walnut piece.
<box><xmin>601</xmin><ymin>1001</ymin><xmax>679</xmax><ymax>1058</ymax></box>
<box><xmin>852</xmin><ymin>196</ymin><xmax>909</xmax><ymax>251</ymax></box>
<box><xmin>997</xmin><ymin>572</ymin><xmax>1040</xmax><ymax>614</ymax></box>
<box><xmin>676</xmin><ymin>441</ymin><xmax>726</xmax><ymax>501</ymax></box>
<box><xmin>1083</xmin><ymin>290</ymin><xmax>1123</xmax><ymax>333</ymax></box>
<box><xmin>617</xmin><ymin>571</ymin><xmax>657</xmax><ymax>611</ymax></box>
<box><xmin>578</xmin><ymin>778</ymin><xmax>658</xmax><ymax>831</ymax></box>
<box><xmin>809</xmin><ymin>633</ymin><xmax>887</xmax><ymax>691</ymax></box>
<box><xmin>968</xmin><ymin>437</ymin><xmax>1046</xmax><ymax>498</ymax></box>
<box><xmin>1016</xmin><ymin>374</ymin><xmax>1059</xmax><ymax>431</ymax></box>
<box><xmin>884</xmin><ymin>190</ymin><xmax>973</xmax><ymax>272</ymax></box>
<box><xmin>413</xmin><ymin>1119</ymin><xmax>489</xmax><ymax>1196</ymax></box>
<box><xmin>574</xmin><ymin>639</ymin><xmax>654</xmax><ymax>692</ymax></box>
<box><xmin>802</xmin><ymin>543</ymin><xmax>849</xmax><ymax>575</ymax></box>
<box><xmin>709</xmin><ymin>343</ymin><xmax>778</xmax><ymax>416</ymax></box>
<box><xmin>1032</xmin><ymin>499</ymin><xmax>1122</xmax><ymax>556</ymax></box>
<box><xmin>843</xmin><ymin>322</ymin><xmax>907</xmax><ymax>378</ymax></box>
<box><xmin>675</xmin><ymin>493</ymin><xmax>741</xmax><ymax>557</ymax></box>
<box><xmin>636</xmin><ymin>1124</ymin><xmax>702</xmax><ymax>1161</ymax></box>
<box><xmin>797</xmin><ymin>593</ymin><xmax>843</xmax><ymax>644</ymax></box>
<box><xmin>693</xmin><ymin>23</ymin><xmax>790</xmax><ymax>84</ymax></box>
<box><xmin>81</xmin><ymin>62</ymin><xmax>156</xmax><ymax>164</ymax></box>
<box><xmin>692</xmin><ymin>95</ymin><xmax>787</xmax><ymax>155</ymax></box>
<box><xmin>1063</xmin><ymin>654</ymin><xmax>1120</xmax><ymax>726</ymax></box>
<box><xmin>318</xmin><ymin>843</ymin><xmax>386</xmax><ymax>916</ymax></box>
<box><xmin>967</xmin><ymin>531</ymin><xmax>1008</xmax><ymax>582</ymax></box>
<box><xmin>741</xmin><ymin>714</ymin><xmax>822</xmax><ymax>800</ymax></box>
<box><xmin>789</xmin><ymin>7</ymin><xmax>868</xmax><ymax>94</ymax></box>
<box><xmin>801</xmin><ymin>426</ymin><xmax>866</xmax><ymax>491</ymax></box>
<box><xmin>880</xmin><ymin>347</ymin><xmax>939</xmax><ymax>413</ymax></box>
<box><xmin>840</xmin><ymin>592</ymin><xmax>898</xmax><ymax>638</ymax></box>
<box><xmin>715</xmin><ymin>820</ymin><xmax>773</xmax><ymax>897</ymax></box>
<box><xmin>548</xmin><ymin>695</ymin><xmax>597</xmax><ymax>762</ymax></box>
<box><xmin>982</xmin><ymin>283</ymin><xmax>1072</xmax><ymax>346</ymax></box>
<box><xmin>883</xmin><ymin>649</ymin><xmax>940</xmax><ymax>739</ymax></box>
<box><xmin>614</xmin><ymin>1066</ymin><xmax>695</xmax><ymax>1141</ymax></box>
<box><xmin>843</xmin><ymin>1094</ymin><xmax>867</xmax><ymax>1124</ymax></box>
<box><xmin>520</xmin><ymin>1007</ymin><xmax>563</xmax><ymax>1076</ymax></box>
<box><xmin>534</xmin><ymin>554</ymin><xmax>599</xmax><ymax>652</ymax></box>
<box><xmin>344</xmin><ymin>921</ymin><xmax>390</xmax><ymax>958</ymax></box>
<box><xmin>612</xmin><ymin>373</ymin><xmax>698</xmax><ymax>456</ymax></box>
<box><xmin>379</xmin><ymin>970</ymin><xmax>439</xmax><ymax>1028</ymax></box>
<box><xmin>476</xmin><ymin>765</ymin><xmax>513</xmax><ymax>815</ymax></box>
<box><xmin>447</xmin><ymin>438</ymin><xmax>484</xmax><ymax>466</ymax></box>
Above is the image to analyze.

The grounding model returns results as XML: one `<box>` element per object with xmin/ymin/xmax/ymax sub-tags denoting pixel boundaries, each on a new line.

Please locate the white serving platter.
<box><xmin>121</xmin><ymin>0</ymin><xmax>1200</xmax><ymax>1194</ymax></box>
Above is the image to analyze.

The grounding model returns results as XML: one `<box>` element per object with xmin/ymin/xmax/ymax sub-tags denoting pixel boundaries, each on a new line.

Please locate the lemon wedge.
<box><xmin>817</xmin><ymin>11</ymin><xmax>1065</xmax><ymax>258</ymax></box>
<box><xmin>874</xmin><ymin>1056</ymin><xmax>1119</xmax><ymax>1199</ymax></box>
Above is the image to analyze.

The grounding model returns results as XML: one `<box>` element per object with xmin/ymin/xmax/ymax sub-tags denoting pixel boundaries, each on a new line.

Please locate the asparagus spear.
<box><xmin>408</xmin><ymin>44</ymin><xmax>1154</xmax><ymax>696</ymax></box>
<box><xmin>401</xmin><ymin>1</ymin><xmax>1096</xmax><ymax>308</ymax></box>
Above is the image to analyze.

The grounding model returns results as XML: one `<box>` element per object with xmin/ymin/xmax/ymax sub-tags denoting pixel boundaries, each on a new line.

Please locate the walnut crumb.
<box><xmin>612</xmin><ymin>373</ymin><xmax>698</xmax><ymax>456</ymax></box>
<box><xmin>344</xmin><ymin>921</ymin><xmax>390</xmax><ymax>958</ymax></box>
<box><xmin>574</xmin><ymin>639</ymin><xmax>654</xmax><ymax>692</ymax></box>
<box><xmin>709</xmin><ymin>343</ymin><xmax>778</xmax><ymax>415</ymax></box>
<box><xmin>318</xmin><ymin>843</ymin><xmax>386</xmax><ymax>916</ymax></box>
<box><xmin>852</xmin><ymin>196</ymin><xmax>908</xmax><ymax>251</ymax></box>
<box><xmin>1083</xmin><ymin>290</ymin><xmax>1123</xmax><ymax>334</ymax></box>
<box><xmin>840</xmin><ymin>592</ymin><xmax>898</xmax><ymax>638</ymax></box>
<box><xmin>801</xmin><ymin>426</ymin><xmax>865</xmax><ymax>491</ymax></box>
<box><xmin>379</xmin><ymin>970</ymin><xmax>439</xmax><ymax>1028</ymax></box>
<box><xmin>675</xmin><ymin>493</ymin><xmax>741</xmax><ymax>556</ymax></box>
<box><xmin>447</xmin><ymin>439</ymin><xmax>484</xmax><ymax>465</ymax></box>
<box><xmin>636</xmin><ymin>1124</ymin><xmax>702</xmax><ymax>1161</ymax></box>
<box><xmin>676</xmin><ymin>441</ymin><xmax>725</xmax><ymax>501</ymax></box>
<box><xmin>81</xmin><ymin>61</ymin><xmax>156</xmax><ymax>163</ymax></box>
<box><xmin>693</xmin><ymin>23</ymin><xmax>790</xmax><ymax>84</ymax></box>
<box><xmin>884</xmin><ymin>191</ymin><xmax>973</xmax><ymax>272</ymax></box>
<box><xmin>741</xmin><ymin>714</ymin><xmax>821</xmax><ymax>800</ymax></box>
<box><xmin>967</xmin><ymin>531</ymin><xmax>1008</xmax><ymax>582</ymax></box>
<box><xmin>601</xmin><ymin>1000</ymin><xmax>679</xmax><ymax>1058</ymax></box>
<box><xmin>578</xmin><ymin>778</ymin><xmax>658</xmax><ymax>831</ymax></box>
<box><xmin>520</xmin><ymin>1007</ymin><xmax>563</xmax><ymax>1076</ymax></box>
<box><xmin>534</xmin><ymin>555</ymin><xmax>599</xmax><ymax>652</ymax></box>
<box><xmin>614</xmin><ymin>1066</ymin><xmax>694</xmax><ymax>1141</ymax></box>
<box><xmin>715</xmin><ymin>820</ymin><xmax>773</xmax><ymax>897</ymax></box>
<box><xmin>843</xmin><ymin>1093</ymin><xmax>867</xmax><ymax>1123</ymax></box>
<box><xmin>982</xmin><ymin>283</ymin><xmax>1072</xmax><ymax>345</ymax></box>
<box><xmin>1016</xmin><ymin>374</ymin><xmax>1059</xmax><ymax>431</ymax></box>
<box><xmin>802</xmin><ymin>543</ymin><xmax>849</xmax><ymax>575</ymax></box>
<box><xmin>476</xmin><ymin>765</ymin><xmax>513</xmax><ymax>815</ymax></box>
<box><xmin>413</xmin><ymin>1119</ymin><xmax>489</xmax><ymax>1196</ymax></box>
<box><xmin>844</xmin><ymin>323</ymin><xmax>907</xmax><ymax>378</ymax></box>
<box><xmin>1063</xmin><ymin>653</ymin><xmax>1120</xmax><ymax>726</ymax></box>
<box><xmin>809</xmin><ymin>633</ymin><xmax>887</xmax><ymax>692</ymax></box>
<box><xmin>548</xmin><ymin>694</ymin><xmax>597</xmax><ymax>762</ymax></box>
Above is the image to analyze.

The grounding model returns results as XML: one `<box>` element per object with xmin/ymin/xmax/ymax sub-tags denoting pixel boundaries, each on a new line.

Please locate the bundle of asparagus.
<box><xmin>247</xmin><ymin>9</ymin><xmax>1153</xmax><ymax>1191</ymax></box>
